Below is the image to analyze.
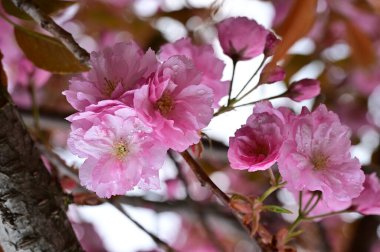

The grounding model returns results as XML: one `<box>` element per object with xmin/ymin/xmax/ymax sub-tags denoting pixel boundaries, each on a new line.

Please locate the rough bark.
<box><xmin>0</xmin><ymin>92</ymin><xmax>83</xmax><ymax>251</ymax></box>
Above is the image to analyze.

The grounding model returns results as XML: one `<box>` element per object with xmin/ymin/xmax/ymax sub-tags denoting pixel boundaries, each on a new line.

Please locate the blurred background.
<box><xmin>2</xmin><ymin>0</ymin><xmax>380</xmax><ymax>251</ymax></box>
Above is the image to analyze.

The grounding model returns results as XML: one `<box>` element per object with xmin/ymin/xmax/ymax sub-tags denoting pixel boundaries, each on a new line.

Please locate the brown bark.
<box><xmin>0</xmin><ymin>90</ymin><xmax>83</xmax><ymax>251</ymax></box>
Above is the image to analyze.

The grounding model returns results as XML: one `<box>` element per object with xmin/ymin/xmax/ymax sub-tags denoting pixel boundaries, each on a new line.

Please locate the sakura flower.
<box><xmin>278</xmin><ymin>105</ymin><xmax>364</xmax><ymax>209</ymax></box>
<box><xmin>228</xmin><ymin>101</ymin><xmax>288</xmax><ymax>171</ymax></box>
<box><xmin>64</xmin><ymin>41</ymin><xmax>158</xmax><ymax>111</ymax></box>
<box><xmin>216</xmin><ymin>17</ymin><xmax>269</xmax><ymax>61</ymax></box>
<box><xmin>68</xmin><ymin>103</ymin><xmax>167</xmax><ymax>197</ymax></box>
<box><xmin>159</xmin><ymin>38</ymin><xmax>229</xmax><ymax>108</ymax></box>
<box><xmin>134</xmin><ymin>56</ymin><xmax>213</xmax><ymax>152</ymax></box>
<box><xmin>352</xmin><ymin>173</ymin><xmax>380</xmax><ymax>215</ymax></box>
<box><xmin>286</xmin><ymin>78</ymin><xmax>321</xmax><ymax>102</ymax></box>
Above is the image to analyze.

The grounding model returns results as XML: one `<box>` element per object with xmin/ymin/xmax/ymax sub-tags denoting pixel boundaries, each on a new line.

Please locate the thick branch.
<box><xmin>10</xmin><ymin>0</ymin><xmax>90</xmax><ymax>65</ymax></box>
<box><xmin>0</xmin><ymin>96</ymin><xmax>83</xmax><ymax>251</ymax></box>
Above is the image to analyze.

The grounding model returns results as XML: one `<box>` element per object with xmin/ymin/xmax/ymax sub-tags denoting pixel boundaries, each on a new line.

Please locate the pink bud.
<box><xmin>259</xmin><ymin>64</ymin><xmax>285</xmax><ymax>84</ymax></box>
<box><xmin>264</xmin><ymin>32</ymin><xmax>280</xmax><ymax>57</ymax></box>
<box><xmin>286</xmin><ymin>78</ymin><xmax>321</xmax><ymax>102</ymax></box>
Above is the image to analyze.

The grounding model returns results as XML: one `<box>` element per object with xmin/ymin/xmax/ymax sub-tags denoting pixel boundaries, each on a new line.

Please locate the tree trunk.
<box><xmin>0</xmin><ymin>90</ymin><xmax>83</xmax><ymax>251</ymax></box>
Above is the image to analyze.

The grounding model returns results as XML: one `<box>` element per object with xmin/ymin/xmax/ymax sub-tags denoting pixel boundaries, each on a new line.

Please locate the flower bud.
<box><xmin>286</xmin><ymin>78</ymin><xmax>321</xmax><ymax>101</ymax></box>
<box><xmin>264</xmin><ymin>32</ymin><xmax>280</xmax><ymax>57</ymax></box>
<box><xmin>259</xmin><ymin>64</ymin><xmax>285</xmax><ymax>85</ymax></box>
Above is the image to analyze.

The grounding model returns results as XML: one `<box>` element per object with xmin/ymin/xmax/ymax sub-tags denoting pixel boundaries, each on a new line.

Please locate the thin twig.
<box><xmin>180</xmin><ymin>150</ymin><xmax>275</xmax><ymax>251</ymax></box>
<box><xmin>169</xmin><ymin>151</ymin><xmax>226</xmax><ymax>252</ymax></box>
<box><xmin>11</xmin><ymin>0</ymin><xmax>90</xmax><ymax>65</ymax></box>
<box><xmin>180</xmin><ymin>150</ymin><xmax>230</xmax><ymax>205</ymax></box>
<box><xmin>109</xmin><ymin>200</ymin><xmax>175</xmax><ymax>252</ymax></box>
<box><xmin>36</xmin><ymin>143</ymin><xmax>80</xmax><ymax>184</ymax></box>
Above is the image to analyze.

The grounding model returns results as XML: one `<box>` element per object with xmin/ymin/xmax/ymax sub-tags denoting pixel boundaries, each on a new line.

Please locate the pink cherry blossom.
<box><xmin>216</xmin><ymin>17</ymin><xmax>269</xmax><ymax>61</ymax></box>
<box><xmin>159</xmin><ymin>38</ymin><xmax>229</xmax><ymax>108</ymax></box>
<box><xmin>352</xmin><ymin>173</ymin><xmax>380</xmax><ymax>215</ymax></box>
<box><xmin>228</xmin><ymin>101</ymin><xmax>288</xmax><ymax>171</ymax></box>
<box><xmin>63</xmin><ymin>41</ymin><xmax>158</xmax><ymax>111</ymax></box>
<box><xmin>278</xmin><ymin>105</ymin><xmax>364</xmax><ymax>209</ymax></box>
<box><xmin>68</xmin><ymin>103</ymin><xmax>167</xmax><ymax>197</ymax></box>
<box><xmin>286</xmin><ymin>78</ymin><xmax>321</xmax><ymax>101</ymax></box>
<box><xmin>134</xmin><ymin>55</ymin><xmax>213</xmax><ymax>152</ymax></box>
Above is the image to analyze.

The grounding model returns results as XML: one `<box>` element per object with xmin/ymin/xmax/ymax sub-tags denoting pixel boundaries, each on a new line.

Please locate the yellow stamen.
<box><xmin>114</xmin><ymin>141</ymin><xmax>129</xmax><ymax>160</ymax></box>
<box><xmin>156</xmin><ymin>92</ymin><xmax>174</xmax><ymax>117</ymax></box>
<box><xmin>311</xmin><ymin>154</ymin><xmax>328</xmax><ymax>171</ymax></box>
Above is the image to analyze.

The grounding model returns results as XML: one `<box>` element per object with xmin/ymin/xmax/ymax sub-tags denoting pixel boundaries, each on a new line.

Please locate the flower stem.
<box><xmin>258</xmin><ymin>182</ymin><xmax>286</xmax><ymax>202</ymax></box>
<box><xmin>304</xmin><ymin>209</ymin><xmax>349</xmax><ymax>221</ymax></box>
<box><xmin>304</xmin><ymin>192</ymin><xmax>322</xmax><ymax>216</ymax></box>
<box><xmin>233</xmin><ymin>92</ymin><xmax>286</xmax><ymax>109</ymax></box>
<box><xmin>235</xmin><ymin>56</ymin><xmax>267</xmax><ymax>99</ymax></box>
<box><xmin>298</xmin><ymin>191</ymin><xmax>303</xmax><ymax>216</ymax></box>
<box><xmin>227</xmin><ymin>60</ymin><xmax>238</xmax><ymax>106</ymax></box>
<box><xmin>267</xmin><ymin>168</ymin><xmax>276</xmax><ymax>186</ymax></box>
<box><xmin>285</xmin><ymin>214</ymin><xmax>304</xmax><ymax>243</ymax></box>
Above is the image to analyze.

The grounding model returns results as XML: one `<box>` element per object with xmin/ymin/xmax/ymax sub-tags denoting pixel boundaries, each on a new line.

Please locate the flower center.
<box><xmin>250</xmin><ymin>144</ymin><xmax>269</xmax><ymax>162</ymax></box>
<box><xmin>113</xmin><ymin>141</ymin><xmax>129</xmax><ymax>160</ymax></box>
<box><xmin>156</xmin><ymin>92</ymin><xmax>174</xmax><ymax>117</ymax></box>
<box><xmin>104</xmin><ymin>77</ymin><xmax>123</xmax><ymax>96</ymax></box>
<box><xmin>311</xmin><ymin>154</ymin><xmax>328</xmax><ymax>171</ymax></box>
<box><xmin>104</xmin><ymin>78</ymin><xmax>116</xmax><ymax>95</ymax></box>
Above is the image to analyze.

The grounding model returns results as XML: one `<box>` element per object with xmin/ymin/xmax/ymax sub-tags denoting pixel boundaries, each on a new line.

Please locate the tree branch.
<box><xmin>109</xmin><ymin>200</ymin><xmax>175</xmax><ymax>252</ymax></box>
<box><xmin>0</xmin><ymin>89</ymin><xmax>83</xmax><ymax>251</ymax></box>
<box><xmin>180</xmin><ymin>150</ymin><xmax>230</xmax><ymax>205</ymax></box>
<box><xmin>180</xmin><ymin>150</ymin><xmax>278</xmax><ymax>251</ymax></box>
<box><xmin>10</xmin><ymin>0</ymin><xmax>90</xmax><ymax>65</ymax></box>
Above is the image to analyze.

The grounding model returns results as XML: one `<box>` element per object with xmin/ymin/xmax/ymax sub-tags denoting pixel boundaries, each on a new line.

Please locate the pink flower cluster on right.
<box><xmin>227</xmin><ymin>101</ymin><xmax>379</xmax><ymax>215</ymax></box>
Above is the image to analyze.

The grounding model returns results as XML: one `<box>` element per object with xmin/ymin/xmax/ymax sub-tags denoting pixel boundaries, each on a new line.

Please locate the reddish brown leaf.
<box><xmin>14</xmin><ymin>26</ymin><xmax>89</xmax><ymax>74</ymax></box>
<box><xmin>345</xmin><ymin>20</ymin><xmax>376</xmax><ymax>67</ymax></box>
<box><xmin>271</xmin><ymin>0</ymin><xmax>318</xmax><ymax>65</ymax></box>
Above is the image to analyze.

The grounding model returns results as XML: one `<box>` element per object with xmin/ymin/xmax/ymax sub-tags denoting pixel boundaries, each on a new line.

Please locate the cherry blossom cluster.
<box><xmin>216</xmin><ymin>17</ymin><xmax>380</xmax><ymax>218</ymax></box>
<box><xmin>64</xmin><ymin>15</ymin><xmax>380</xmax><ymax>221</ymax></box>
<box><xmin>64</xmin><ymin>39</ymin><xmax>227</xmax><ymax>197</ymax></box>
<box><xmin>228</xmin><ymin>101</ymin><xmax>380</xmax><ymax>216</ymax></box>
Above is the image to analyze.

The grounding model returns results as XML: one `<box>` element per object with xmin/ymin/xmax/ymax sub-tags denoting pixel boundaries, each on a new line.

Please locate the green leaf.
<box><xmin>14</xmin><ymin>26</ymin><xmax>89</xmax><ymax>74</ymax></box>
<box><xmin>264</xmin><ymin>205</ymin><xmax>293</xmax><ymax>214</ymax></box>
<box><xmin>2</xmin><ymin>0</ymin><xmax>76</xmax><ymax>20</ymax></box>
